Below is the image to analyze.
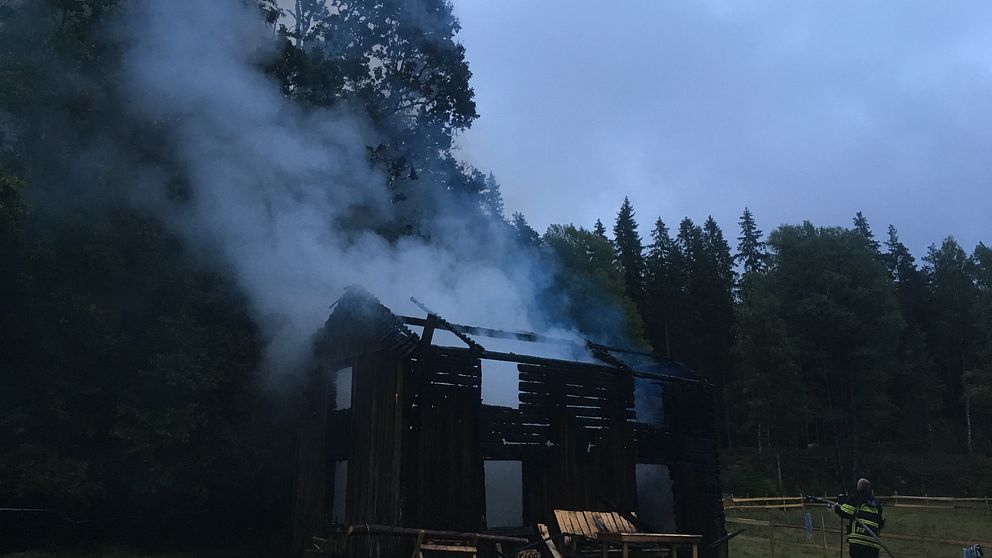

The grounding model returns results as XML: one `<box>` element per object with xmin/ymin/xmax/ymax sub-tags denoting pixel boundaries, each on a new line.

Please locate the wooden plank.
<box><xmin>420</xmin><ymin>544</ymin><xmax>477</xmax><ymax>552</ymax></box>
<box><xmin>597</xmin><ymin>533</ymin><xmax>702</xmax><ymax>544</ymax></box>
<box><xmin>517</xmin><ymin>386</ymin><xmax>633</xmax><ymax>405</ymax></box>
<box><xmin>597</xmin><ymin>511</ymin><xmax>620</xmax><ymax>533</ymax></box>
<box><xmin>615</xmin><ymin>514</ymin><xmax>636</xmax><ymax>533</ymax></box>
<box><xmin>538</xmin><ymin>523</ymin><xmax>565</xmax><ymax>558</ymax></box>
<box><xmin>730</xmin><ymin>496</ymin><xmax>804</xmax><ymax>503</ymax></box>
<box><xmin>577</xmin><ymin>511</ymin><xmax>598</xmax><ymax>536</ymax></box>
<box><xmin>338</xmin><ymin>524</ymin><xmax>527</xmax><ymax>544</ymax></box>
<box><xmin>554</xmin><ymin>510</ymin><xmax>577</xmax><ymax>535</ymax></box>
<box><xmin>566</xmin><ymin>512</ymin><xmax>585</xmax><ymax>541</ymax></box>
<box><xmin>518</xmin><ymin>381</ymin><xmax>626</xmax><ymax>400</ymax></box>
<box><xmin>724</xmin><ymin>517</ymin><xmax>771</xmax><ymax>526</ymax></box>
<box><xmin>588</xmin><ymin>511</ymin><xmax>611</xmax><ymax>534</ymax></box>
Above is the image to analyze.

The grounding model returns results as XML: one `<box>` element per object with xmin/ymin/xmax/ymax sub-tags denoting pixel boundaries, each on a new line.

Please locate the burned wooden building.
<box><xmin>292</xmin><ymin>287</ymin><xmax>726</xmax><ymax>556</ymax></box>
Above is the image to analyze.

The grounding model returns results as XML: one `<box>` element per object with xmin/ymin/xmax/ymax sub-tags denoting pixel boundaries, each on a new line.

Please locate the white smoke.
<box><xmin>119</xmin><ymin>0</ymin><xmax>571</xmax><ymax>380</ymax></box>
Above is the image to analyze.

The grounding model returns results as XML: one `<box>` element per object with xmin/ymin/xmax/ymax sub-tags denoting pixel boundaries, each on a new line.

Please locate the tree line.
<box><xmin>540</xmin><ymin>198</ymin><xmax>992</xmax><ymax>481</ymax></box>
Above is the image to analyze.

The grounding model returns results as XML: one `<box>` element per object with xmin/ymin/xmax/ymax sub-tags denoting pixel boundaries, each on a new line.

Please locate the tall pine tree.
<box><xmin>701</xmin><ymin>216</ymin><xmax>737</xmax><ymax>446</ymax></box>
<box><xmin>593</xmin><ymin>219</ymin><xmax>608</xmax><ymax>239</ymax></box>
<box><xmin>645</xmin><ymin>218</ymin><xmax>682</xmax><ymax>357</ymax></box>
<box><xmin>884</xmin><ymin>225</ymin><xmax>943</xmax><ymax>450</ymax></box>
<box><xmin>613</xmin><ymin>197</ymin><xmax>647</xmax><ymax>312</ymax></box>
<box><xmin>511</xmin><ymin>212</ymin><xmax>541</xmax><ymax>247</ymax></box>
<box><xmin>853</xmin><ymin>211</ymin><xmax>881</xmax><ymax>253</ymax></box>
<box><xmin>736</xmin><ymin>207</ymin><xmax>767</xmax><ymax>275</ymax></box>
<box><xmin>925</xmin><ymin>238</ymin><xmax>979</xmax><ymax>429</ymax></box>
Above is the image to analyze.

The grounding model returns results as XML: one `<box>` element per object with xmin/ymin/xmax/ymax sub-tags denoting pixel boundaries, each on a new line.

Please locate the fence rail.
<box><xmin>724</xmin><ymin>494</ymin><xmax>992</xmax><ymax>511</ymax></box>
<box><xmin>723</xmin><ymin>495</ymin><xmax>992</xmax><ymax>557</ymax></box>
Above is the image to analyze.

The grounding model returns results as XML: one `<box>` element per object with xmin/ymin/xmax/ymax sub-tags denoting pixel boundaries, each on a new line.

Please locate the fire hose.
<box><xmin>805</xmin><ymin>495</ymin><xmax>895</xmax><ymax>558</ymax></box>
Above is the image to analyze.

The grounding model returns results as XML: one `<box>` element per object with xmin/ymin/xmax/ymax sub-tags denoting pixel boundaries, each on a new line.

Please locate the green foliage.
<box><xmin>735</xmin><ymin>207</ymin><xmax>766</xmax><ymax>275</ymax></box>
<box><xmin>0</xmin><ymin>206</ymin><xmax>274</xmax><ymax>514</ymax></box>
<box><xmin>736</xmin><ymin>223</ymin><xmax>903</xmax><ymax>470</ymax></box>
<box><xmin>511</xmin><ymin>212</ymin><xmax>541</xmax><ymax>247</ymax></box>
<box><xmin>734</xmin><ymin>272</ymin><xmax>810</xmax><ymax>443</ymax></box>
<box><xmin>722</xmin><ymin>447</ymin><xmax>992</xmax><ymax>497</ymax></box>
<box><xmin>925</xmin><ymin>238</ymin><xmax>979</xmax><ymax>416</ymax></box>
<box><xmin>593</xmin><ymin>218</ymin><xmax>608</xmax><ymax>239</ymax></box>
<box><xmin>644</xmin><ymin>218</ymin><xmax>681</xmax><ymax>357</ymax></box>
<box><xmin>612</xmin><ymin>197</ymin><xmax>646</xmax><ymax>308</ymax></box>
<box><xmin>852</xmin><ymin>211</ymin><xmax>881</xmax><ymax>253</ymax></box>
<box><xmin>267</xmin><ymin>0</ymin><xmax>482</xmax><ymax>234</ymax></box>
<box><xmin>542</xmin><ymin>224</ymin><xmax>645</xmax><ymax>346</ymax></box>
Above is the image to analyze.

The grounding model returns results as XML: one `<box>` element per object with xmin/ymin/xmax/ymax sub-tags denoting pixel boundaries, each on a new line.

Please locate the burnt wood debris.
<box><xmin>292</xmin><ymin>287</ymin><xmax>727</xmax><ymax>557</ymax></box>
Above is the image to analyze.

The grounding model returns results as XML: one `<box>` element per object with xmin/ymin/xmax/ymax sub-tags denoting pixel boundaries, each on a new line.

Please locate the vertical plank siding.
<box><xmin>291</xmin><ymin>368</ymin><xmax>330</xmax><ymax>555</ymax></box>
<box><xmin>404</xmin><ymin>349</ymin><xmax>484</xmax><ymax>532</ymax></box>
<box><xmin>344</xmin><ymin>354</ymin><xmax>406</xmax><ymax>557</ymax></box>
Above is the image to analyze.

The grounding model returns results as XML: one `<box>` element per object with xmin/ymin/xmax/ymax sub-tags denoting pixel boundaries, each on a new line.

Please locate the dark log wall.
<box><xmin>293</xmin><ymin>336</ymin><xmax>725</xmax><ymax>557</ymax></box>
<box><xmin>665</xmin><ymin>383</ymin><xmax>727</xmax><ymax>554</ymax></box>
<box><xmin>344</xmin><ymin>354</ymin><xmax>407</xmax><ymax>557</ymax></box>
<box><xmin>516</xmin><ymin>363</ymin><xmax>637</xmax><ymax>526</ymax></box>
<box><xmin>403</xmin><ymin>348</ymin><xmax>484</xmax><ymax>531</ymax></box>
<box><xmin>291</xmin><ymin>368</ymin><xmax>330</xmax><ymax>555</ymax></box>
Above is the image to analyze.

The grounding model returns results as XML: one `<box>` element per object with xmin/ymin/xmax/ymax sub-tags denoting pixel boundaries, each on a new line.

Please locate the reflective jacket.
<box><xmin>834</xmin><ymin>491</ymin><xmax>885</xmax><ymax>550</ymax></box>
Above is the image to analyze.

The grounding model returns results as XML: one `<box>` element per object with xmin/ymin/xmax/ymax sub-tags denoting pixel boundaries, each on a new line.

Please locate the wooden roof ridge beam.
<box><xmin>439</xmin><ymin>345</ymin><xmax>709</xmax><ymax>386</ymax></box>
<box><xmin>399</xmin><ymin>312</ymin><xmax>663</xmax><ymax>362</ymax></box>
<box><xmin>399</xmin><ymin>315</ymin><xmax>575</xmax><ymax>345</ymax></box>
<box><xmin>408</xmin><ymin>297</ymin><xmax>486</xmax><ymax>352</ymax></box>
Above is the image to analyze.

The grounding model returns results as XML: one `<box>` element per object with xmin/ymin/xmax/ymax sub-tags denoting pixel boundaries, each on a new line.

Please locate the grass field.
<box><xmin>4</xmin><ymin>506</ymin><xmax>987</xmax><ymax>558</ymax></box>
<box><xmin>727</xmin><ymin>504</ymin><xmax>992</xmax><ymax>558</ymax></box>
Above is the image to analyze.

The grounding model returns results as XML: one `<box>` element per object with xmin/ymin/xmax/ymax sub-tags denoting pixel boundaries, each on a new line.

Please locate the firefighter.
<box><xmin>831</xmin><ymin>478</ymin><xmax>885</xmax><ymax>558</ymax></box>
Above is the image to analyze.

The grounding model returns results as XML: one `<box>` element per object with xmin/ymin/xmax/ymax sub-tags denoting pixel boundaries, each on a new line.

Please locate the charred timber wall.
<box><xmin>293</xmin><ymin>344</ymin><xmax>726</xmax><ymax>555</ymax></box>
<box><xmin>403</xmin><ymin>349</ymin><xmax>485</xmax><ymax>531</ymax></box>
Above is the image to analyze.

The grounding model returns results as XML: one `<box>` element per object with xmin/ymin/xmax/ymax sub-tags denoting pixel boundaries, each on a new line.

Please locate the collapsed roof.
<box><xmin>313</xmin><ymin>286</ymin><xmax>702</xmax><ymax>386</ymax></box>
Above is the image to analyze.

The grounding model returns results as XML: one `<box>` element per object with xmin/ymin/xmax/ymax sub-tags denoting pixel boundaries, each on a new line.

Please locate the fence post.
<box><xmin>768</xmin><ymin>524</ymin><xmax>775</xmax><ymax>558</ymax></box>
<box><xmin>821</xmin><ymin>512</ymin><xmax>829</xmax><ymax>558</ymax></box>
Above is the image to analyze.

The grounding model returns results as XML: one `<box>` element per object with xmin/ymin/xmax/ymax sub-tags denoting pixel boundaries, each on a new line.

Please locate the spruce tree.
<box><xmin>511</xmin><ymin>212</ymin><xmax>541</xmax><ymax>247</ymax></box>
<box><xmin>736</xmin><ymin>207</ymin><xmax>767</xmax><ymax>275</ymax></box>
<box><xmin>925</xmin><ymin>238</ymin><xmax>979</xmax><ymax>418</ymax></box>
<box><xmin>701</xmin><ymin>216</ymin><xmax>737</xmax><ymax>446</ymax></box>
<box><xmin>885</xmin><ymin>225</ymin><xmax>929</xmax><ymax>327</ymax></box>
<box><xmin>645</xmin><ymin>218</ymin><xmax>681</xmax><ymax>357</ymax></box>
<box><xmin>671</xmin><ymin>218</ymin><xmax>704</xmax><ymax>365</ymax></box>
<box><xmin>703</xmin><ymin>216</ymin><xmax>735</xmax><ymax>294</ymax></box>
<box><xmin>853</xmin><ymin>211</ymin><xmax>881</xmax><ymax>253</ymax></box>
<box><xmin>480</xmin><ymin>172</ymin><xmax>505</xmax><ymax>222</ymax></box>
<box><xmin>613</xmin><ymin>197</ymin><xmax>646</xmax><ymax>310</ymax></box>
<box><xmin>884</xmin><ymin>225</ymin><xmax>942</xmax><ymax>450</ymax></box>
<box><xmin>593</xmin><ymin>219</ymin><xmax>608</xmax><ymax>239</ymax></box>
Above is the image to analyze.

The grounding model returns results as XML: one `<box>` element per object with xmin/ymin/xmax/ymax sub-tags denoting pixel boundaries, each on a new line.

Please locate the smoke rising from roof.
<box><xmin>118</xmin><ymin>0</ymin><xmax>582</xmax><ymax>380</ymax></box>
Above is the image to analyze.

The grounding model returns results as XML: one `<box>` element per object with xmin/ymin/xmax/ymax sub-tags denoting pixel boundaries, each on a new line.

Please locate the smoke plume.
<box><xmin>118</xmin><ymin>0</ymin><xmax>573</xmax><ymax>379</ymax></box>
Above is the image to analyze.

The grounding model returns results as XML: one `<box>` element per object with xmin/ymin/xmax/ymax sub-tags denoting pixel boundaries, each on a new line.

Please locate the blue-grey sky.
<box><xmin>451</xmin><ymin>1</ymin><xmax>992</xmax><ymax>257</ymax></box>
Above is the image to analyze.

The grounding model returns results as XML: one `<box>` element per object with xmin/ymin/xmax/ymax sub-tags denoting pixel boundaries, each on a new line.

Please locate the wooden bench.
<box><xmin>540</xmin><ymin>510</ymin><xmax>701</xmax><ymax>558</ymax></box>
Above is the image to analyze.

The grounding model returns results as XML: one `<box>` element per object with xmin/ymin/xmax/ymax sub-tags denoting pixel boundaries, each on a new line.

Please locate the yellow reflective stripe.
<box><xmin>840</xmin><ymin>504</ymin><xmax>856</xmax><ymax>513</ymax></box>
<box><xmin>848</xmin><ymin>534</ymin><xmax>881</xmax><ymax>549</ymax></box>
<box><xmin>859</xmin><ymin>505</ymin><xmax>879</xmax><ymax>514</ymax></box>
<box><xmin>860</xmin><ymin>519</ymin><xmax>880</xmax><ymax>529</ymax></box>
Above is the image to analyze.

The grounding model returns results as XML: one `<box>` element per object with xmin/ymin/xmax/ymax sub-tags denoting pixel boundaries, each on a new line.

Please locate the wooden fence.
<box><xmin>724</xmin><ymin>495</ymin><xmax>992</xmax><ymax>511</ymax></box>
<box><xmin>722</xmin><ymin>496</ymin><xmax>992</xmax><ymax>557</ymax></box>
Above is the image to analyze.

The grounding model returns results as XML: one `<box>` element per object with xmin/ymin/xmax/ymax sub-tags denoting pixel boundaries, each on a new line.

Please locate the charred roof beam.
<box><xmin>437</xmin><ymin>346</ymin><xmax>707</xmax><ymax>386</ymax></box>
<box><xmin>409</xmin><ymin>297</ymin><xmax>486</xmax><ymax>352</ymax></box>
